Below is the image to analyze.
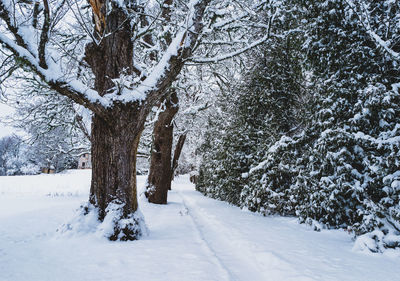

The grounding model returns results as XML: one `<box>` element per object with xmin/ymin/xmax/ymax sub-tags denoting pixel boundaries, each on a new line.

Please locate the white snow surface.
<box><xmin>0</xmin><ymin>170</ymin><xmax>399</xmax><ymax>281</ymax></box>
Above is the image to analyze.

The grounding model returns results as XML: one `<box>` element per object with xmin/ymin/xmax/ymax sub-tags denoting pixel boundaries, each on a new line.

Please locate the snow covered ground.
<box><xmin>0</xmin><ymin>170</ymin><xmax>399</xmax><ymax>281</ymax></box>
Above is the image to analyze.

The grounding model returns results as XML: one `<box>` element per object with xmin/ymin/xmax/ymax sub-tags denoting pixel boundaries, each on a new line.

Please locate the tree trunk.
<box><xmin>89</xmin><ymin>106</ymin><xmax>144</xmax><ymax>240</ymax></box>
<box><xmin>171</xmin><ymin>133</ymin><xmax>187</xmax><ymax>183</ymax></box>
<box><xmin>83</xmin><ymin>2</ymin><xmax>147</xmax><ymax>240</ymax></box>
<box><xmin>146</xmin><ymin>91</ymin><xmax>178</xmax><ymax>204</ymax></box>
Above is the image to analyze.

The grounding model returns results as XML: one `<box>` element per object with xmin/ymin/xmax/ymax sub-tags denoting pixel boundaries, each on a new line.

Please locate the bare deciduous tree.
<box><xmin>0</xmin><ymin>0</ymin><xmax>275</xmax><ymax>240</ymax></box>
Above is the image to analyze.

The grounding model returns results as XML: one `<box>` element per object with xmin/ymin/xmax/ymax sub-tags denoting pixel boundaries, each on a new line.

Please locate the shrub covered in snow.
<box><xmin>197</xmin><ymin>0</ymin><xmax>400</xmax><ymax>253</ymax></box>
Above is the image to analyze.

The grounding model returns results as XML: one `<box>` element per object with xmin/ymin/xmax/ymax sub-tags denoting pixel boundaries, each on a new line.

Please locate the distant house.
<box><xmin>78</xmin><ymin>153</ymin><xmax>92</xmax><ymax>169</ymax></box>
<box><xmin>41</xmin><ymin>167</ymin><xmax>55</xmax><ymax>174</ymax></box>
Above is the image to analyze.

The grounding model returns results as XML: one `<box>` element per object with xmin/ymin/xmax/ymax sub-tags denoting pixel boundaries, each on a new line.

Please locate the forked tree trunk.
<box><xmin>83</xmin><ymin>2</ymin><xmax>147</xmax><ymax>240</ymax></box>
<box><xmin>146</xmin><ymin>91</ymin><xmax>178</xmax><ymax>204</ymax></box>
<box><xmin>80</xmin><ymin>0</ymin><xmax>206</xmax><ymax>239</ymax></box>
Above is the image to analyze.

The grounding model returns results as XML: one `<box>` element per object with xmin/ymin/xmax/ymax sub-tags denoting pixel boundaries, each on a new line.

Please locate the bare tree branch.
<box><xmin>38</xmin><ymin>0</ymin><xmax>50</xmax><ymax>68</ymax></box>
<box><xmin>188</xmin><ymin>33</ymin><xmax>271</xmax><ymax>64</ymax></box>
<box><xmin>0</xmin><ymin>1</ymin><xmax>30</xmax><ymax>51</ymax></box>
<box><xmin>0</xmin><ymin>32</ymin><xmax>109</xmax><ymax>117</ymax></box>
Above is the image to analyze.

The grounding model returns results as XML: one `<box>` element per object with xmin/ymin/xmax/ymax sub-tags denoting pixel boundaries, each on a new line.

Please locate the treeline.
<box><xmin>197</xmin><ymin>0</ymin><xmax>400</xmax><ymax>252</ymax></box>
<box><xmin>0</xmin><ymin>132</ymin><xmax>83</xmax><ymax>176</ymax></box>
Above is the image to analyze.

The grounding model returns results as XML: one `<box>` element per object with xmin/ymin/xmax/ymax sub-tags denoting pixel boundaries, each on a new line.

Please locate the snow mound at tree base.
<box><xmin>57</xmin><ymin>201</ymin><xmax>148</xmax><ymax>241</ymax></box>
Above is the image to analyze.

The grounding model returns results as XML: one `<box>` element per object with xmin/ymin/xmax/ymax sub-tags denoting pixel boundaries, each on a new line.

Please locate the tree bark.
<box><xmin>90</xmin><ymin>108</ymin><xmax>142</xmax><ymax>217</ymax></box>
<box><xmin>146</xmin><ymin>91</ymin><xmax>178</xmax><ymax>204</ymax></box>
<box><xmin>171</xmin><ymin>133</ymin><xmax>187</xmax><ymax>182</ymax></box>
<box><xmin>83</xmin><ymin>2</ymin><xmax>147</xmax><ymax>240</ymax></box>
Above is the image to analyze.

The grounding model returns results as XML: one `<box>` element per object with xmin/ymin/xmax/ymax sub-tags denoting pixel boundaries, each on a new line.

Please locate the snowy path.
<box><xmin>0</xmin><ymin>171</ymin><xmax>399</xmax><ymax>281</ymax></box>
<box><xmin>173</xmin><ymin>177</ymin><xmax>400</xmax><ymax>281</ymax></box>
<box><xmin>176</xmin><ymin>185</ymin><xmax>309</xmax><ymax>281</ymax></box>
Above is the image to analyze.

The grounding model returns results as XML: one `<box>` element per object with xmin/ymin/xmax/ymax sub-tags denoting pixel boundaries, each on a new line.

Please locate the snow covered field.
<box><xmin>0</xmin><ymin>170</ymin><xmax>399</xmax><ymax>281</ymax></box>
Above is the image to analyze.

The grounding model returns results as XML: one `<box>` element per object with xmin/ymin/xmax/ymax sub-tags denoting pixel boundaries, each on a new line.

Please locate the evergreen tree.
<box><xmin>197</xmin><ymin>0</ymin><xmax>400</xmax><ymax>252</ymax></box>
<box><xmin>197</xmin><ymin>3</ymin><xmax>307</xmax><ymax>209</ymax></box>
<box><xmin>292</xmin><ymin>0</ymin><xmax>400</xmax><ymax>250</ymax></box>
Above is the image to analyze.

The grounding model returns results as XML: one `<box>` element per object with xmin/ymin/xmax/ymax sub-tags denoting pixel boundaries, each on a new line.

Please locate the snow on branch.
<box><xmin>110</xmin><ymin>0</ymin><xmax>210</xmax><ymax>104</ymax></box>
<box><xmin>345</xmin><ymin>0</ymin><xmax>400</xmax><ymax>60</ymax></box>
<box><xmin>188</xmin><ymin>33</ymin><xmax>271</xmax><ymax>64</ymax></box>
<box><xmin>367</xmin><ymin>30</ymin><xmax>400</xmax><ymax>59</ymax></box>
<box><xmin>115</xmin><ymin>31</ymin><xmax>187</xmax><ymax>103</ymax></box>
<box><xmin>0</xmin><ymin>0</ymin><xmax>110</xmax><ymax>115</ymax></box>
<box><xmin>1</xmin><ymin>0</ymin><xmax>279</xmax><ymax>113</ymax></box>
<box><xmin>186</xmin><ymin>0</ymin><xmax>279</xmax><ymax>64</ymax></box>
<box><xmin>0</xmin><ymin>32</ymin><xmax>109</xmax><ymax>107</ymax></box>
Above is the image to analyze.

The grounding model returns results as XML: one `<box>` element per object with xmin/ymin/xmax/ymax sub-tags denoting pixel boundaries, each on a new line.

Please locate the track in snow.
<box><xmin>173</xmin><ymin>191</ymin><xmax>234</xmax><ymax>281</ymax></box>
<box><xmin>172</xmin><ymin>175</ymin><xmax>400</xmax><ymax>281</ymax></box>
<box><xmin>175</xmin><ymin>182</ymin><xmax>315</xmax><ymax>281</ymax></box>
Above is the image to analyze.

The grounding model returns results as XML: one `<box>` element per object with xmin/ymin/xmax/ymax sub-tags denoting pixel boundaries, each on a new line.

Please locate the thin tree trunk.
<box><xmin>146</xmin><ymin>91</ymin><xmax>178</xmax><ymax>204</ymax></box>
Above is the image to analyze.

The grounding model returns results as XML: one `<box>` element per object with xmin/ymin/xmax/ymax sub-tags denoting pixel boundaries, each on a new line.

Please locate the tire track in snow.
<box><xmin>175</xmin><ymin>186</ymin><xmax>317</xmax><ymax>281</ymax></box>
<box><xmin>177</xmin><ymin>189</ymin><xmax>255</xmax><ymax>281</ymax></box>
<box><xmin>173</xmin><ymin>190</ymin><xmax>236</xmax><ymax>281</ymax></box>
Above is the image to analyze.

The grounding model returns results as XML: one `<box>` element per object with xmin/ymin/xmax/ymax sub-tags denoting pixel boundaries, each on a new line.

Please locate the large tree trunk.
<box><xmin>90</xmin><ymin>109</ymin><xmax>142</xmax><ymax>212</ymax></box>
<box><xmin>146</xmin><ymin>91</ymin><xmax>178</xmax><ymax>204</ymax></box>
<box><xmin>83</xmin><ymin>1</ymin><xmax>147</xmax><ymax>240</ymax></box>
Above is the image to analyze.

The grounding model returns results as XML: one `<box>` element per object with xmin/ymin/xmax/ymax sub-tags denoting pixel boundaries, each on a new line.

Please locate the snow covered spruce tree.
<box><xmin>197</xmin><ymin>1</ymin><xmax>308</xmax><ymax>212</ymax></box>
<box><xmin>239</xmin><ymin>5</ymin><xmax>308</xmax><ymax>215</ymax></box>
<box><xmin>196</xmin><ymin>77</ymin><xmax>262</xmax><ymax>205</ymax></box>
<box><xmin>291</xmin><ymin>0</ymin><xmax>400</xmax><ymax>250</ymax></box>
<box><xmin>198</xmin><ymin>0</ymin><xmax>400</xmax><ymax>252</ymax></box>
<box><xmin>238</xmin><ymin>0</ymin><xmax>400</xmax><ymax>250</ymax></box>
<box><xmin>0</xmin><ymin>0</ymin><xmax>273</xmax><ymax>240</ymax></box>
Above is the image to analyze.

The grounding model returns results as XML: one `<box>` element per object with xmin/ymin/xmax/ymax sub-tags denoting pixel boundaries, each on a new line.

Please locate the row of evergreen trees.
<box><xmin>197</xmin><ymin>0</ymin><xmax>400</xmax><ymax>252</ymax></box>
